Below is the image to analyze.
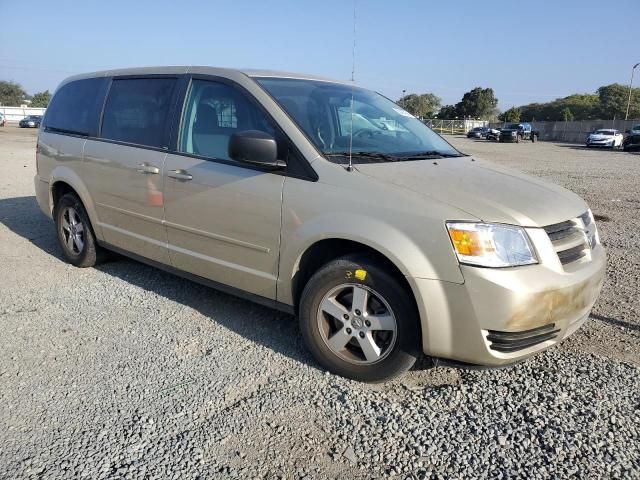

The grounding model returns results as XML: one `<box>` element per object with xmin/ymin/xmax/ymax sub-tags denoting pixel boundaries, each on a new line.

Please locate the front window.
<box><xmin>255</xmin><ymin>78</ymin><xmax>461</xmax><ymax>162</ymax></box>
<box><xmin>179</xmin><ymin>79</ymin><xmax>276</xmax><ymax>161</ymax></box>
<box><xmin>594</xmin><ymin>130</ymin><xmax>615</xmax><ymax>135</ymax></box>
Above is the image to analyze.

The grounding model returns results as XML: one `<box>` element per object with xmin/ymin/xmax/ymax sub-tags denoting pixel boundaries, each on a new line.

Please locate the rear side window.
<box><xmin>101</xmin><ymin>78</ymin><xmax>177</xmax><ymax>148</ymax></box>
<box><xmin>43</xmin><ymin>78</ymin><xmax>105</xmax><ymax>135</ymax></box>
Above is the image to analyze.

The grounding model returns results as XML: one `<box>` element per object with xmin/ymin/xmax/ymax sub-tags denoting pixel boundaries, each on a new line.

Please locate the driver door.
<box><xmin>162</xmin><ymin>78</ymin><xmax>284</xmax><ymax>300</ymax></box>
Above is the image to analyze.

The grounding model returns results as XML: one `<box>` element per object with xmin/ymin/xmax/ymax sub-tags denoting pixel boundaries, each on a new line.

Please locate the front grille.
<box><xmin>487</xmin><ymin>324</ymin><xmax>560</xmax><ymax>352</ymax></box>
<box><xmin>544</xmin><ymin>215</ymin><xmax>592</xmax><ymax>265</ymax></box>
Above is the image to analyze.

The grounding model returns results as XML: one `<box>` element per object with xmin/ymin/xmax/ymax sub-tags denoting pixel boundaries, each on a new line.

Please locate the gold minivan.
<box><xmin>35</xmin><ymin>67</ymin><xmax>606</xmax><ymax>382</ymax></box>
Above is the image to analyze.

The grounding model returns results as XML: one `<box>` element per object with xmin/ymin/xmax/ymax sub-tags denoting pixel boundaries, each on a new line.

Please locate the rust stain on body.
<box><xmin>508</xmin><ymin>276</ymin><xmax>604</xmax><ymax>330</ymax></box>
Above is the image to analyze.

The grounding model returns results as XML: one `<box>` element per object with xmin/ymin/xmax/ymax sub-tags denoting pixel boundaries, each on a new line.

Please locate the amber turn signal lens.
<box><xmin>448</xmin><ymin>227</ymin><xmax>496</xmax><ymax>257</ymax></box>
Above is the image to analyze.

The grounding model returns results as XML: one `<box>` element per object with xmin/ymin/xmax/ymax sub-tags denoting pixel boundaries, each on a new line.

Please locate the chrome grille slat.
<box><xmin>547</xmin><ymin>226</ymin><xmax>580</xmax><ymax>242</ymax></box>
<box><xmin>557</xmin><ymin>244</ymin><xmax>587</xmax><ymax>264</ymax></box>
<box><xmin>544</xmin><ymin>220</ymin><xmax>574</xmax><ymax>235</ymax></box>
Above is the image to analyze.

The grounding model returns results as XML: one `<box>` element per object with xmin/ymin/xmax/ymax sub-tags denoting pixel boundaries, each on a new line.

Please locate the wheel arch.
<box><xmin>289</xmin><ymin>238</ymin><xmax>422</xmax><ymax>334</ymax></box>
<box><xmin>48</xmin><ymin>167</ymin><xmax>102</xmax><ymax>240</ymax></box>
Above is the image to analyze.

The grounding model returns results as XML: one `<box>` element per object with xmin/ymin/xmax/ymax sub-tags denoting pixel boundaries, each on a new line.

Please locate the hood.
<box><xmin>589</xmin><ymin>133</ymin><xmax>613</xmax><ymax>139</ymax></box>
<box><xmin>355</xmin><ymin>157</ymin><xmax>587</xmax><ymax>227</ymax></box>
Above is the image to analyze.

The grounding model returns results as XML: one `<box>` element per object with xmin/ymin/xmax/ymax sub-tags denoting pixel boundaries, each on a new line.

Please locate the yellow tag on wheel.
<box><xmin>354</xmin><ymin>269</ymin><xmax>367</xmax><ymax>281</ymax></box>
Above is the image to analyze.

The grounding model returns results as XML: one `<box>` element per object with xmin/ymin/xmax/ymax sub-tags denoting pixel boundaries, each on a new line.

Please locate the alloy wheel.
<box><xmin>60</xmin><ymin>206</ymin><xmax>85</xmax><ymax>255</ymax></box>
<box><xmin>317</xmin><ymin>283</ymin><xmax>397</xmax><ymax>365</ymax></box>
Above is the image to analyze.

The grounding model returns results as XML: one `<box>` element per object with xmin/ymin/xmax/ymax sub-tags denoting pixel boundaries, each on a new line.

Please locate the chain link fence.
<box><xmin>422</xmin><ymin>119</ymin><xmax>488</xmax><ymax>135</ymax></box>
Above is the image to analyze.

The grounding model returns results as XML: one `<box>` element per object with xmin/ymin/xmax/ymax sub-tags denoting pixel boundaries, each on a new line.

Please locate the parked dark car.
<box><xmin>466</xmin><ymin>127</ymin><xmax>490</xmax><ymax>139</ymax></box>
<box><xmin>623</xmin><ymin>125</ymin><xmax>640</xmax><ymax>152</ymax></box>
<box><xmin>499</xmin><ymin>122</ymin><xmax>539</xmax><ymax>143</ymax></box>
<box><xmin>485</xmin><ymin>128</ymin><xmax>501</xmax><ymax>142</ymax></box>
<box><xmin>19</xmin><ymin>115</ymin><xmax>43</xmax><ymax>128</ymax></box>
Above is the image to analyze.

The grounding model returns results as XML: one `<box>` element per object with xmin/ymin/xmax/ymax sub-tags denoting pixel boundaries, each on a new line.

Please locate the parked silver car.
<box><xmin>34</xmin><ymin>67</ymin><xmax>606</xmax><ymax>382</ymax></box>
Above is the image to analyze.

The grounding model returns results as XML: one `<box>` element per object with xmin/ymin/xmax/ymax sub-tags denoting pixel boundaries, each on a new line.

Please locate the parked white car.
<box><xmin>586</xmin><ymin>129</ymin><xmax>624</xmax><ymax>148</ymax></box>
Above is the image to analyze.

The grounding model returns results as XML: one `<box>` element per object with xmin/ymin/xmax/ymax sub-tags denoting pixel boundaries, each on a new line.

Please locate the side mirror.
<box><xmin>229</xmin><ymin>130</ymin><xmax>283</xmax><ymax>168</ymax></box>
<box><xmin>626</xmin><ymin>130</ymin><xmax>631</xmax><ymax>134</ymax></box>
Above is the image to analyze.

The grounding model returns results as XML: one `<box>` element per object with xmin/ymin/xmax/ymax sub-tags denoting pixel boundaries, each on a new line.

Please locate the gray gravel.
<box><xmin>1</xmin><ymin>127</ymin><xmax>639</xmax><ymax>479</ymax></box>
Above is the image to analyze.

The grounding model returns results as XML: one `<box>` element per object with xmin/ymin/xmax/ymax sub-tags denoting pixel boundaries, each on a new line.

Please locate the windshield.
<box><xmin>256</xmin><ymin>77</ymin><xmax>461</xmax><ymax>161</ymax></box>
<box><xmin>595</xmin><ymin>130</ymin><xmax>615</xmax><ymax>135</ymax></box>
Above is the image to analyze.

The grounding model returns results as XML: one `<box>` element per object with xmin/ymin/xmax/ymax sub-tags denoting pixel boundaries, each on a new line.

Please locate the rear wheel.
<box><xmin>299</xmin><ymin>255</ymin><xmax>421</xmax><ymax>382</ymax></box>
<box><xmin>54</xmin><ymin>192</ymin><xmax>106</xmax><ymax>267</ymax></box>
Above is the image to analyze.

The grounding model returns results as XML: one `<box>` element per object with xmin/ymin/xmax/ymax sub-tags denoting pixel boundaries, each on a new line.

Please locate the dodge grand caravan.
<box><xmin>34</xmin><ymin>67</ymin><xmax>606</xmax><ymax>382</ymax></box>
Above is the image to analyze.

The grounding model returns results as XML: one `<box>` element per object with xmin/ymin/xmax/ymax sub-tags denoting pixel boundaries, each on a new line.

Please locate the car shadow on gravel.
<box><xmin>0</xmin><ymin>196</ymin><xmax>437</xmax><ymax>377</ymax></box>
<box><xmin>554</xmin><ymin>144</ymin><xmax>630</xmax><ymax>154</ymax></box>
<box><xmin>591</xmin><ymin>313</ymin><xmax>640</xmax><ymax>332</ymax></box>
<box><xmin>0</xmin><ymin>195</ymin><xmax>64</xmax><ymax>261</ymax></box>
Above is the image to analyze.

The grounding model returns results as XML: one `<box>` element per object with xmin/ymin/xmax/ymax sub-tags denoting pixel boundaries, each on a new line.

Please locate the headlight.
<box><xmin>446</xmin><ymin>222</ymin><xmax>538</xmax><ymax>267</ymax></box>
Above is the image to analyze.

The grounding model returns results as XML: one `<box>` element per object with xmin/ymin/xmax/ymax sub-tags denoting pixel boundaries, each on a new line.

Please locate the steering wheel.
<box><xmin>353</xmin><ymin>128</ymin><xmax>383</xmax><ymax>138</ymax></box>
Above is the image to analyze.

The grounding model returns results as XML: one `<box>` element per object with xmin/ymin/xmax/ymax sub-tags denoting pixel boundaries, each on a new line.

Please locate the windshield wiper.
<box><xmin>325</xmin><ymin>151</ymin><xmax>400</xmax><ymax>162</ymax></box>
<box><xmin>397</xmin><ymin>151</ymin><xmax>466</xmax><ymax>160</ymax></box>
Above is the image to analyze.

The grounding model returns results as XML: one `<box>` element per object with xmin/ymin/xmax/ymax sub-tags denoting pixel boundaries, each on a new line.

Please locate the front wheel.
<box><xmin>299</xmin><ymin>255</ymin><xmax>421</xmax><ymax>382</ymax></box>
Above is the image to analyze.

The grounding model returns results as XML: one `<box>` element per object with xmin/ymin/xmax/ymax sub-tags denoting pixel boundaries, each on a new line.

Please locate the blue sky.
<box><xmin>0</xmin><ymin>0</ymin><xmax>636</xmax><ymax>109</ymax></box>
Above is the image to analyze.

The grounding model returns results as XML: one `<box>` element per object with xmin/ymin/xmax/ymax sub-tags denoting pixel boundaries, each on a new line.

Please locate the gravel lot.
<box><xmin>1</xmin><ymin>126</ymin><xmax>638</xmax><ymax>479</ymax></box>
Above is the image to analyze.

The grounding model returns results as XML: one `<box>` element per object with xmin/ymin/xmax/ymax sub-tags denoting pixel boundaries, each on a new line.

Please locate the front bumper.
<box><xmin>587</xmin><ymin>139</ymin><xmax>614</xmax><ymax>146</ymax></box>
<box><xmin>409</xmin><ymin>242</ymin><xmax>606</xmax><ymax>366</ymax></box>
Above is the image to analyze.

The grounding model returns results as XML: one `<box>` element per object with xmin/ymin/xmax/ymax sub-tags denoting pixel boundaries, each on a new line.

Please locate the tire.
<box><xmin>531</xmin><ymin>134</ymin><xmax>537</xmax><ymax>143</ymax></box>
<box><xmin>515</xmin><ymin>135</ymin><xmax>520</xmax><ymax>143</ymax></box>
<box><xmin>54</xmin><ymin>192</ymin><xmax>106</xmax><ymax>267</ymax></box>
<box><xmin>299</xmin><ymin>254</ymin><xmax>421</xmax><ymax>382</ymax></box>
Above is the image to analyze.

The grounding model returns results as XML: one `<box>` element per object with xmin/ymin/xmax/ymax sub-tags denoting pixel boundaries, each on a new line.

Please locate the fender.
<box><xmin>48</xmin><ymin>165</ymin><xmax>104</xmax><ymax>241</ymax></box>
<box><xmin>277</xmin><ymin>211</ymin><xmax>465</xmax><ymax>305</ymax></box>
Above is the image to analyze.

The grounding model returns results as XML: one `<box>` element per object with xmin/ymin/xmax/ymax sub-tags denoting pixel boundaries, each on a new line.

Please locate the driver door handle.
<box><xmin>136</xmin><ymin>163</ymin><xmax>160</xmax><ymax>174</ymax></box>
<box><xmin>168</xmin><ymin>169</ymin><xmax>193</xmax><ymax>181</ymax></box>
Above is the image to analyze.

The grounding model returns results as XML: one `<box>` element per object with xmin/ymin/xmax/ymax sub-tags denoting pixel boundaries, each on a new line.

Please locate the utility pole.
<box><xmin>625</xmin><ymin>62</ymin><xmax>639</xmax><ymax>120</ymax></box>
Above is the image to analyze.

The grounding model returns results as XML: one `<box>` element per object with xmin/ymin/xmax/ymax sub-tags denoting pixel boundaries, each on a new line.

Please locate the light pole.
<box><xmin>625</xmin><ymin>62</ymin><xmax>640</xmax><ymax>120</ymax></box>
<box><xmin>401</xmin><ymin>89</ymin><xmax>406</xmax><ymax>109</ymax></box>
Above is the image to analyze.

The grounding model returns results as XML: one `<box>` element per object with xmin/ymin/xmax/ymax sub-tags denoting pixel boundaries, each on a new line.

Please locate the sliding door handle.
<box><xmin>168</xmin><ymin>169</ymin><xmax>193</xmax><ymax>181</ymax></box>
<box><xmin>136</xmin><ymin>163</ymin><xmax>160</xmax><ymax>174</ymax></box>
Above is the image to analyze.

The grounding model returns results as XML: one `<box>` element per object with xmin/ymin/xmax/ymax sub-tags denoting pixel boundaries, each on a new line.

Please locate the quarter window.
<box><xmin>101</xmin><ymin>78</ymin><xmax>177</xmax><ymax>148</ymax></box>
<box><xmin>179</xmin><ymin>79</ymin><xmax>275</xmax><ymax>160</ymax></box>
<box><xmin>43</xmin><ymin>78</ymin><xmax>105</xmax><ymax>135</ymax></box>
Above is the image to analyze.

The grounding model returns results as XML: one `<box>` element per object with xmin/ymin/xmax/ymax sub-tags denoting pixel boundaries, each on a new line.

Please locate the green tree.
<box><xmin>499</xmin><ymin>107</ymin><xmax>521</xmax><ymax>122</ymax></box>
<box><xmin>0</xmin><ymin>81</ymin><xmax>27</xmax><ymax>106</ymax></box>
<box><xmin>30</xmin><ymin>90</ymin><xmax>51</xmax><ymax>108</ymax></box>
<box><xmin>561</xmin><ymin>107</ymin><xmax>574</xmax><ymax>121</ymax></box>
<box><xmin>455</xmin><ymin>87</ymin><xmax>498</xmax><ymax>119</ymax></box>
<box><xmin>597</xmin><ymin>83</ymin><xmax>640</xmax><ymax>119</ymax></box>
<box><xmin>397</xmin><ymin>93</ymin><xmax>441</xmax><ymax>118</ymax></box>
<box><xmin>519</xmin><ymin>94</ymin><xmax>598</xmax><ymax>121</ymax></box>
<box><xmin>436</xmin><ymin>104</ymin><xmax>458</xmax><ymax>118</ymax></box>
